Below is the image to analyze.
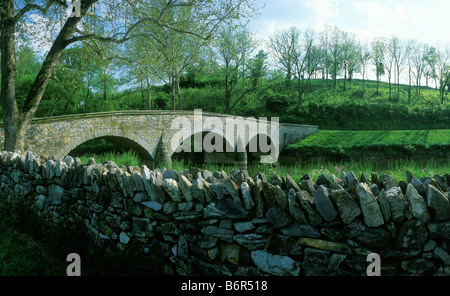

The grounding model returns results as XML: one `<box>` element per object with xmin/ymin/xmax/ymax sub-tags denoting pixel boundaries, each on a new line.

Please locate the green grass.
<box><xmin>75</xmin><ymin>145</ymin><xmax>449</xmax><ymax>184</ymax></box>
<box><xmin>0</xmin><ymin>204</ymin><xmax>67</xmax><ymax>276</ymax></box>
<box><xmin>254</xmin><ymin>158</ymin><xmax>448</xmax><ymax>185</ymax></box>
<box><xmin>285</xmin><ymin>129</ymin><xmax>450</xmax><ymax>158</ymax></box>
<box><xmin>77</xmin><ymin>150</ymin><xmax>141</xmax><ymax>167</ymax></box>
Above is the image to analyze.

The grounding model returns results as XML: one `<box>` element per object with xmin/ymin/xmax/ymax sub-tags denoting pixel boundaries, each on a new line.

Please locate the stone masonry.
<box><xmin>0</xmin><ymin>150</ymin><xmax>449</xmax><ymax>276</ymax></box>
<box><xmin>0</xmin><ymin>111</ymin><xmax>318</xmax><ymax>166</ymax></box>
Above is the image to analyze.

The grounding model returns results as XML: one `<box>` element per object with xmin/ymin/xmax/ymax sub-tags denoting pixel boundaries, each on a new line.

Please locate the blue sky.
<box><xmin>250</xmin><ymin>0</ymin><xmax>450</xmax><ymax>45</ymax></box>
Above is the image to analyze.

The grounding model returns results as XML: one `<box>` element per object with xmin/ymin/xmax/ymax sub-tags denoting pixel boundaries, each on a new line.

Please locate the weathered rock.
<box><xmin>434</xmin><ymin>174</ymin><xmax>448</xmax><ymax>192</ymax></box>
<box><xmin>371</xmin><ymin>172</ymin><xmax>382</xmax><ymax>189</ymax></box>
<box><xmin>223</xmin><ymin>179</ymin><xmax>243</xmax><ymax>206</ymax></box>
<box><xmin>14</xmin><ymin>184</ymin><xmax>24</xmax><ymax>197</ymax></box>
<box><xmin>48</xmin><ymin>184</ymin><xmax>64</xmax><ymax>205</ymax></box>
<box><xmin>377</xmin><ymin>189</ymin><xmax>391</xmax><ymax>222</ymax></box>
<box><xmin>251</xmin><ymin>250</ymin><xmax>301</xmax><ymax>276</ymax></box>
<box><xmin>191</xmin><ymin>176</ymin><xmax>206</xmax><ymax>202</ymax></box>
<box><xmin>234</xmin><ymin>221</ymin><xmax>254</xmax><ymax>233</ymax></box>
<box><xmin>287</xmin><ymin>189</ymin><xmax>308</xmax><ymax>224</ymax></box>
<box><xmin>369</xmin><ymin>183</ymin><xmax>380</xmax><ymax>196</ymax></box>
<box><xmin>162</xmin><ymin>169</ymin><xmax>179</xmax><ymax>182</ymax></box>
<box><xmin>301</xmin><ymin>178</ymin><xmax>315</xmax><ymax>196</ymax></box>
<box><xmin>434</xmin><ymin>246</ymin><xmax>450</xmax><ymax>265</ymax></box>
<box><xmin>141</xmin><ymin>201</ymin><xmax>163</xmax><ymax>211</ymax></box>
<box><xmin>346</xmin><ymin>172</ymin><xmax>359</xmax><ymax>193</ymax></box>
<box><xmin>406</xmin><ymin>183</ymin><xmax>430</xmax><ymax>223</ymax></box>
<box><xmin>330</xmin><ymin>174</ymin><xmax>345</xmax><ymax>187</ymax></box>
<box><xmin>163</xmin><ymin>178</ymin><xmax>182</xmax><ymax>202</ymax></box>
<box><xmin>405</xmin><ymin>170</ymin><xmax>414</xmax><ymax>183</ymax></box>
<box><xmin>385</xmin><ymin>186</ymin><xmax>407</xmax><ymax>223</ymax></box>
<box><xmin>132</xmin><ymin>217</ymin><xmax>153</xmax><ymax>238</ymax></box>
<box><xmin>210</xmin><ymin>179</ymin><xmax>229</xmax><ymax>200</ymax></box>
<box><xmin>119</xmin><ymin>231</ymin><xmax>131</xmax><ymax>245</ymax></box>
<box><xmin>298</xmin><ymin>237</ymin><xmax>352</xmax><ymax>254</ymax></box>
<box><xmin>313</xmin><ymin>185</ymin><xmax>338</xmax><ymax>222</ymax></box>
<box><xmin>233</xmin><ymin>234</ymin><xmax>266</xmax><ymax>250</ymax></box>
<box><xmin>360</xmin><ymin>173</ymin><xmax>369</xmax><ymax>185</ymax></box>
<box><xmin>380</xmin><ymin>174</ymin><xmax>397</xmax><ymax>191</ymax></box>
<box><xmin>329</xmin><ymin>188</ymin><xmax>361</xmax><ymax>224</ymax></box>
<box><xmin>178</xmin><ymin>175</ymin><xmax>193</xmax><ymax>202</ymax></box>
<box><xmin>240</xmin><ymin>182</ymin><xmax>254</xmax><ymax>210</ymax></box>
<box><xmin>401</xmin><ymin>258</ymin><xmax>439</xmax><ymax>274</ymax></box>
<box><xmin>265</xmin><ymin>234</ymin><xmax>303</xmax><ymax>256</ymax></box>
<box><xmin>316</xmin><ymin>173</ymin><xmax>330</xmax><ymax>187</ymax></box>
<box><xmin>249</xmin><ymin>178</ymin><xmax>264</xmax><ymax>218</ymax></box>
<box><xmin>266</xmin><ymin>206</ymin><xmax>291</xmax><ymax>228</ymax></box>
<box><xmin>272</xmin><ymin>185</ymin><xmax>288</xmax><ymax>210</ymax></box>
<box><xmin>297</xmin><ymin>191</ymin><xmax>323</xmax><ymax>226</ymax></box>
<box><xmin>285</xmin><ymin>173</ymin><xmax>300</xmax><ymax>192</ymax></box>
<box><xmin>427</xmin><ymin>184</ymin><xmax>450</xmax><ymax>220</ymax></box>
<box><xmin>261</xmin><ymin>181</ymin><xmax>276</xmax><ymax>208</ymax></box>
<box><xmin>343</xmin><ymin>220</ymin><xmax>367</xmax><ymax>238</ymax></box>
<box><xmin>301</xmin><ymin>248</ymin><xmax>331</xmax><ymax>276</ymax></box>
<box><xmin>428</xmin><ymin>221</ymin><xmax>450</xmax><ymax>239</ymax></box>
<box><xmin>355</xmin><ymin>227</ymin><xmax>392</xmax><ymax>249</ymax></box>
<box><xmin>355</xmin><ymin>183</ymin><xmax>384</xmax><ymax>227</ymax></box>
<box><xmin>142</xmin><ymin>167</ymin><xmax>165</xmax><ymax>203</ymax></box>
<box><xmin>201</xmin><ymin>226</ymin><xmax>233</xmax><ymax>243</ymax></box>
<box><xmin>203</xmin><ymin>198</ymin><xmax>248</xmax><ymax>219</ymax></box>
<box><xmin>411</xmin><ymin>176</ymin><xmax>427</xmax><ymax>196</ymax></box>
<box><xmin>423</xmin><ymin>239</ymin><xmax>437</xmax><ymax>252</ymax></box>
<box><xmin>280</xmin><ymin>224</ymin><xmax>321</xmax><ymax>238</ymax></box>
<box><xmin>269</xmin><ymin>173</ymin><xmax>283</xmax><ymax>187</ymax></box>
<box><xmin>220</xmin><ymin>243</ymin><xmax>240</xmax><ymax>265</ymax></box>
<box><xmin>397</xmin><ymin>220</ymin><xmax>428</xmax><ymax>249</ymax></box>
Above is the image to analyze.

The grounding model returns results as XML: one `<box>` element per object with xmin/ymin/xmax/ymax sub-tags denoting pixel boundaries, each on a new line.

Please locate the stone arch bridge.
<box><xmin>0</xmin><ymin>111</ymin><xmax>318</xmax><ymax>167</ymax></box>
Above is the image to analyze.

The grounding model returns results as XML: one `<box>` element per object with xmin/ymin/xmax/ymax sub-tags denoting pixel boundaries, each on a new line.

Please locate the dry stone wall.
<box><xmin>0</xmin><ymin>150</ymin><xmax>449</xmax><ymax>276</ymax></box>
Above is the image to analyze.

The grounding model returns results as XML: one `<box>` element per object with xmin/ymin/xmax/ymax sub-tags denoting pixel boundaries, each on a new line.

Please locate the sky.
<box><xmin>250</xmin><ymin>0</ymin><xmax>450</xmax><ymax>46</ymax></box>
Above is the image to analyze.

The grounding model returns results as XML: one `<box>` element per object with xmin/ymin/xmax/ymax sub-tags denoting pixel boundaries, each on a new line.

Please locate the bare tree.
<box><xmin>390</xmin><ymin>36</ymin><xmax>409</xmax><ymax>96</ymax></box>
<box><xmin>328</xmin><ymin>26</ymin><xmax>345</xmax><ymax>88</ymax></box>
<box><xmin>357</xmin><ymin>40</ymin><xmax>371</xmax><ymax>93</ymax></box>
<box><xmin>268</xmin><ymin>27</ymin><xmax>299</xmax><ymax>86</ymax></box>
<box><xmin>371</xmin><ymin>38</ymin><xmax>386</xmax><ymax>94</ymax></box>
<box><xmin>215</xmin><ymin>22</ymin><xmax>257</xmax><ymax>113</ymax></box>
<box><xmin>435</xmin><ymin>46</ymin><xmax>450</xmax><ymax>104</ymax></box>
<box><xmin>410</xmin><ymin>41</ymin><xmax>428</xmax><ymax>100</ymax></box>
<box><xmin>340</xmin><ymin>31</ymin><xmax>359</xmax><ymax>92</ymax></box>
<box><xmin>385</xmin><ymin>37</ymin><xmax>397</xmax><ymax>100</ymax></box>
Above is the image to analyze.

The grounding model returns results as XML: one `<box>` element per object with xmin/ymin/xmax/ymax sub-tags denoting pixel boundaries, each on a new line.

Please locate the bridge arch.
<box><xmin>57</xmin><ymin>129</ymin><xmax>155</xmax><ymax>164</ymax></box>
<box><xmin>170</xmin><ymin>131</ymin><xmax>236</xmax><ymax>165</ymax></box>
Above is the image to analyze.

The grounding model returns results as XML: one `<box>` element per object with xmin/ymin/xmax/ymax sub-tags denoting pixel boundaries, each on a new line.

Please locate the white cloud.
<box><xmin>303</xmin><ymin>0</ymin><xmax>341</xmax><ymax>29</ymax></box>
<box><xmin>249</xmin><ymin>0</ymin><xmax>449</xmax><ymax>47</ymax></box>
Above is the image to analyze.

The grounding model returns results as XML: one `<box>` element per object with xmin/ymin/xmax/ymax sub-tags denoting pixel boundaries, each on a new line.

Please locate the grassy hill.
<box><xmin>171</xmin><ymin>77</ymin><xmax>450</xmax><ymax>130</ymax></box>
<box><xmin>285</xmin><ymin>129</ymin><xmax>450</xmax><ymax>159</ymax></box>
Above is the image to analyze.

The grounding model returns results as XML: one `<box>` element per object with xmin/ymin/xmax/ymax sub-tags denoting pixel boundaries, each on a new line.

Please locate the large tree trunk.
<box><xmin>0</xmin><ymin>0</ymin><xmax>23</xmax><ymax>151</ymax></box>
<box><xmin>171</xmin><ymin>74</ymin><xmax>176</xmax><ymax>110</ymax></box>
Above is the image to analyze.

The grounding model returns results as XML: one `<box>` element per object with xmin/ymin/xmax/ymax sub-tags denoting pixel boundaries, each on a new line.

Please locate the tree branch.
<box><xmin>14</xmin><ymin>0</ymin><xmax>66</xmax><ymax>23</ymax></box>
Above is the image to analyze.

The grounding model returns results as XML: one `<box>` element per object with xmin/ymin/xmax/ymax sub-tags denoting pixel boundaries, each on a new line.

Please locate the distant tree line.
<box><xmin>268</xmin><ymin>25</ymin><xmax>450</xmax><ymax>105</ymax></box>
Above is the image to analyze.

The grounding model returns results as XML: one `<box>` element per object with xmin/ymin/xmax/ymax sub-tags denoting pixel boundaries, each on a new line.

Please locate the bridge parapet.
<box><xmin>0</xmin><ymin>110</ymin><xmax>318</xmax><ymax>166</ymax></box>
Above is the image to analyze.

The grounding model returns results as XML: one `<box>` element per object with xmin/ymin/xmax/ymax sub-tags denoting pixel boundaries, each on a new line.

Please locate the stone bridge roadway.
<box><xmin>0</xmin><ymin>110</ymin><xmax>318</xmax><ymax>167</ymax></box>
